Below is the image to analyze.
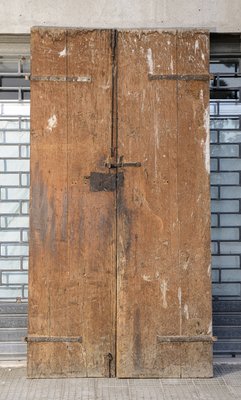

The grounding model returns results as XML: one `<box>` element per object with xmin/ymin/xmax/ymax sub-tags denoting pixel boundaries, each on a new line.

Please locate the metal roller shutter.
<box><xmin>211</xmin><ymin>34</ymin><xmax>241</xmax><ymax>357</ymax></box>
<box><xmin>0</xmin><ymin>36</ymin><xmax>29</xmax><ymax>360</ymax></box>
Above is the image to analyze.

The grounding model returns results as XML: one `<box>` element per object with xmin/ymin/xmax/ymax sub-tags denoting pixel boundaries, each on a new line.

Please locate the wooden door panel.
<box><xmin>116</xmin><ymin>30</ymin><xmax>212</xmax><ymax>378</ymax></box>
<box><xmin>28</xmin><ymin>28</ymin><xmax>115</xmax><ymax>378</ymax></box>
<box><xmin>28</xmin><ymin>28</ymin><xmax>212</xmax><ymax>378</ymax></box>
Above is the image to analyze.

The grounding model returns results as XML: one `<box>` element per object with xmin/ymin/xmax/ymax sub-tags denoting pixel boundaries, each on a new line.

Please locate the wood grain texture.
<box><xmin>116</xmin><ymin>30</ymin><xmax>212</xmax><ymax>378</ymax></box>
<box><xmin>28</xmin><ymin>28</ymin><xmax>115</xmax><ymax>378</ymax></box>
<box><xmin>29</xmin><ymin>28</ymin><xmax>212</xmax><ymax>378</ymax></box>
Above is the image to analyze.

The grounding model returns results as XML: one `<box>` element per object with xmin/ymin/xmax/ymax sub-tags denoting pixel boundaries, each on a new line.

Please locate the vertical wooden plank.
<box><xmin>28</xmin><ymin>27</ymin><xmax>70</xmax><ymax>377</ymax></box>
<box><xmin>177</xmin><ymin>31</ymin><xmax>213</xmax><ymax>377</ymax></box>
<box><xmin>28</xmin><ymin>28</ymin><xmax>115</xmax><ymax>377</ymax></box>
<box><xmin>116</xmin><ymin>30</ymin><xmax>180</xmax><ymax>377</ymax></box>
<box><xmin>67</xmin><ymin>29</ymin><xmax>116</xmax><ymax>377</ymax></box>
<box><xmin>117</xmin><ymin>30</ymin><xmax>212</xmax><ymax>378</ymax></box>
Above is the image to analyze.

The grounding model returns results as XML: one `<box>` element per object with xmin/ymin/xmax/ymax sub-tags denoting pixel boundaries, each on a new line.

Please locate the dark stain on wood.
<box><xmin>133</xmin><ymin>307</ymin><xmax>142</xmax><ymax>370</ymax></box>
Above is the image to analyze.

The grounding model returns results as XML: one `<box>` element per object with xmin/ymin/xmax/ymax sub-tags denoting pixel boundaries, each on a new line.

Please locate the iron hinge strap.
<box><xmin>25</xmin><ymin>336</ymin><xmax>82</xmax><ymax>343</ymax></box>
<box><xmin>29</xmin><ymin>75</ymin><xmax>91</xmax><ymax>83</ymax></box>
<box><xmin>157</xmin><ymin>335</ymin><xmax>217</xmax><ymax>343</ymax></box>
<box><xmin>149</xmin><ymin>74</ymin><xmax>211</xmax><ymax>81</ymax></box>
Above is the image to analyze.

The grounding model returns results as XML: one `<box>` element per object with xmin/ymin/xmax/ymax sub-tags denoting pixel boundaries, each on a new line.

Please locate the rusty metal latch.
<box><xmin>106</xmin><ymin>352</ymin><xmax>113</xmax><ymax>378</ymax></box>
<box><xmin>105</xmin><ymin>156</ymin><xmax>141</xmax><ymax>169</ymax></box>
<box><xmin>89</xmin><ymin>172</ymin><xmax>124</xmax><ymax>192</ymax></box>
<box><xmin>106</xmin><ymin>161</ymin><xmax>141</xmax><ymax>169</ymax></box>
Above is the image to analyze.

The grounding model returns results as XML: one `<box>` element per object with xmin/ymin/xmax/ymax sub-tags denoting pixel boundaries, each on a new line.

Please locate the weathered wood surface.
<box><xmin>116</xmin><ymin>30</ymin><xmax>212</xmax><ymax>378</ymax></box>
<box><xmin>29</xmin><ymin>28</ymin><xmax>212</xmax><ymax>378</ymax></box>
<box><xmin>28</xmin><ymin>28</ymin><xmax>116</xmax><ymax>378</ymax></box>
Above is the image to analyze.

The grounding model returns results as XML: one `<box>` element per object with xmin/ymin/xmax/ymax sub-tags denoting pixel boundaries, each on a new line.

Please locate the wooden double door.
<box><xmin>28</xmin><ymin>28</ymin><xmax>213</xmax><ymax>378</ymax></box>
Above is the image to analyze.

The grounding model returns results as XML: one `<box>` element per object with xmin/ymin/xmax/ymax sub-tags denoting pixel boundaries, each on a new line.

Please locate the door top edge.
<box><xmin>31</xmin><ymin>26</ymin><xmax>210</xmax><ymax>35</ymax></box>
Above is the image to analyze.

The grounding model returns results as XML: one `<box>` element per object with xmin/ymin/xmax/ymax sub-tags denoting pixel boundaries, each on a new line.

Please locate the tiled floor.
<box><xmin>1</xmin><ymin>363</ymin><xmax>241</xmax><ymax>399</ymax></box>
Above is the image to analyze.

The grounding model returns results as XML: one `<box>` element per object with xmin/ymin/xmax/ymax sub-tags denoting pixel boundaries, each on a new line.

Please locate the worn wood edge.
<box><xmin>157</xmin><ymin>335</ymin><xmax>217</xmax><ymax>343</ymax></box>
<box><xmin>25</xmin><ymin>336</ymin><xmax>82</xmax><ymax>343</ymax></box>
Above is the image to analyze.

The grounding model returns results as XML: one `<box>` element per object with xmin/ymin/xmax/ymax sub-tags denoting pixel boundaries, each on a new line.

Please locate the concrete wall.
<box><xmin>1</xmin><ymin>0</ymin><xmax>241</xmax><ymax>34</ymax></box>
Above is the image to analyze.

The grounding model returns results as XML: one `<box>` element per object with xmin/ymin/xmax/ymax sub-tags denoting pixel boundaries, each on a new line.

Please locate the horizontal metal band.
<box><xmin>157</xmin><ymin>335</ymin><xmax>216</xmax><ymax>343</ymax></box>
<box><xmin>25</xmin><ymin>336</ymin><xmax>82</xmax><ymax>343</ymax></box>
<box><xmin>149</xmin><ymin>74</ymin><xmax>210</xmax><ymax>81</ymax></box>
<box><xmin>30</xmin><ymin>76</ymin><xmax>91</xmax><ymax>83</ymax></box>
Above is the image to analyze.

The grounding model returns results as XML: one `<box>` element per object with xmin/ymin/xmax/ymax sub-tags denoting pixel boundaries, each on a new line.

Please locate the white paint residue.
<box><xmin>184</xmin><ymin>304</ymin><xmax>189</xmax><ymax>320</ymax></box>
<box><xmin>208</xmin><ymin>320</ymin><xmax>212</xmax><ymax>335</ymax></box>
<box><xmin>200</xmin><ymin>89</ymin><xmax>203</xmax><ymax>101</ymax></box>
<box><xmin>170</xmin><ymin>56</ymin><xmax>174</xmax><ymax>72</ymax></box>
<box><xmin>59</xmin><ymin>47</ymin><xmax>67</xmax><ymax>57</ymax></box>
<box><xmin>202</xmin><ymin>107</ymin><xmax>210</xmax><ymax>174</ymax></box>
<box><xmin>142</xmin><ymin>275</ymin><xmax>152</xmax><ymax>282</ymax></box>
<box><xmin>194</xmin><ymin>40</ymin><xmax>199</xmax><ymax>53</ymax></box>
<box><xmin>201</xmin><ymin>52</ymin><xmax>205</xmax><ymax>61</ymax></box>
<box><xmin>47</xmin><ymin>114</ymin><xmax>57</xmax><ymax>132</ymax></box>
<box><xmin>160</xmin><ymin>280</ymin><xmax>168</xmax><ymax>309</ymax></box>
<box><xmin>207</xmin><ymin>263</ymin><xmax>211</xmax><ymax>278</ymax></box>
<box><xmin>146</xmin><ymin>48</ymin><xmax>154</xmax><ymax>75</ymax></box>
<box><xmin>178</xmin><ymin>287</ymin><xmax>182</xmax><ymax>307</ymax></box>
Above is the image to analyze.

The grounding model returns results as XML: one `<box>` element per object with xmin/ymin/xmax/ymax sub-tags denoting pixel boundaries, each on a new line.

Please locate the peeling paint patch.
<box><xmin>47</xmin><ymin>114</ymin><xmax>57</xmax><ymax>132</ymax></box>
<box><xmin>160</xmin><ymin>280</ymin><xmax>168</xmax><ymax>309</ymax></box>
<box><xmin>146</xmin><ymin>48</ymin><xmax>154</xmax><ymax>75</ymax></box>
<box><xmin>208</xmin><ymin>320</ymin><xmax>212</xmax><ymax>335</ymax></box>
<box><xmin>142</xmin><ymin>274</ymin><xmax>151</xmax><ymax>282</ymax></box>
<box><xmin>201</xmin><ymin>107</ymin><xmax>210</xmax><ymax>174</ymax></box>
<box><xmin>154</xmin><ymin>123</ymin><xmax>160</xmax><ymax>149</ymax></box>
<box><xmin>184</xmin><ymin>304</ymin><xmax>189</xmax><ymax>320</ymax></box>
<box><xmin>178</xmin><ymin>287</ymin><xmax>182</xmax><ymax>307</ymax></box>
<box><xmin>182</xmin><ymin>254</ymin><xmax>190</xmax><ymax>271</ymax></box>
<box><xmin>207</xmin><ymin>263</ymin><xmax>211</xmax><ymax>278</ymax></box>
<box><xmin>204</xmin><ymin>106</ymin><xmax>209</xmax><ymax>133</ymax></box>
<box><xmin>170</xmin><ymin>56</ymin><xmax>174</xmax><ymax>72</ymax></box>
<box><xmin>194</xmin><ymin>40</ymin><xmax>199</xmax><ymax>53</ymax></box>
<box><xmin>59</xmin><ymin>47</ymin><xmax>67</xmax><ymax>57</ymax></box>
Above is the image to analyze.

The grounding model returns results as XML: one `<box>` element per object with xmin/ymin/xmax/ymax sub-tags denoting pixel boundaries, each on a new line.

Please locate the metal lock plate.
<box><xmin>90</xmin><ymin>172</ymin><xmax>124</xmax><ymax>192</ymax></box>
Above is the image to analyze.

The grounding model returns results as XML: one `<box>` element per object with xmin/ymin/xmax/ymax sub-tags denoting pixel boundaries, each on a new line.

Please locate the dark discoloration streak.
<box><xmin>117</xmin><ymin>185</ymin><xmax>132</xmax><ymax>259</ymax></box>
<box><xmin>133</xmin><ymin>307</ymin><xmax>142</xmax><ymax>370</ymax></box>
<box><xmin>31</xmin><ymin>163</ymin><xmax>56</xmax><ymax>252</ymax></box>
